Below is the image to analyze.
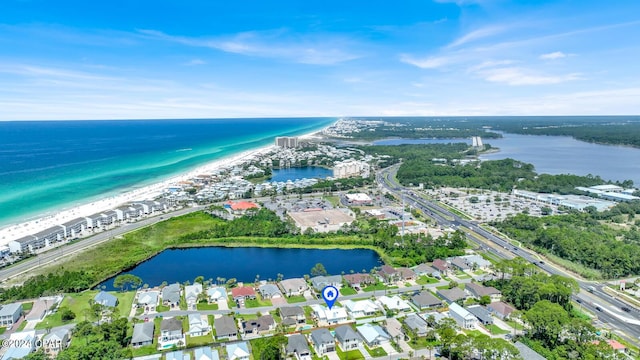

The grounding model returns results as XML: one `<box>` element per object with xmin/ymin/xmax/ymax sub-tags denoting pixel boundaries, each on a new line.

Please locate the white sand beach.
<box><xmin>0</xmin><ymin>144</ymin><xmax>276</xmax><ymax>247</ymax></box>
<box><xmin>0</xmin><ymin>125</ymin><xmax>331</xmax><ymax>247</ymax></box>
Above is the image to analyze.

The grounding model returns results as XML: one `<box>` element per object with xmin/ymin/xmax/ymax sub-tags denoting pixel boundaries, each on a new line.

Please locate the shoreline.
<box><xmin>0</xmin><ymin>125</ymin><xmax>332</xmax><ymax>247</ymax></box>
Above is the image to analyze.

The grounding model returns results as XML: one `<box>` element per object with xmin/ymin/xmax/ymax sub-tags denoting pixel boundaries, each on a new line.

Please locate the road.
<box><xmin>376</xmin><ymin>164</ymin><xmax>640</xmax><ymax>346</ymax></box>
<box><xmin>0</xmin><ymin>206</ymin><xmax>204</xmax><ymax>283</ymax></box>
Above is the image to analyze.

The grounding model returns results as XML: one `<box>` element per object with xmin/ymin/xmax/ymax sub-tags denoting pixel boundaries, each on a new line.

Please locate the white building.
<box><xmin>449</xmin><ymin>302</ymin><xmax>477</xmax><ymax>329</ymax></box>
<box><xmin>377</xmin><ymin>296</ymin><xmax>411</xmax><ymax>312</ymax></box>
<box><xmin>275</xmin><ymin>136</ymin><xmax>299</xmax><ymax>148</ymax></box>
<box><xmin>343</xmin><ymin>299</ymin><xmax>381</xmax><ymax>318</ymax></box>
<box><xmin>333</xmin><ymin>160</ymin><xmax>369</xmax><ymax>179</ymax></box>
<box><xmin>310</xmin><ymin>304</ymin><xmax>348</xmax><ymax>325</ymax></box>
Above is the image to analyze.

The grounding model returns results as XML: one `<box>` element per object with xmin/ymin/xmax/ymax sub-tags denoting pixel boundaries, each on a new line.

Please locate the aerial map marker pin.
<box><xmin>322</xmin><ymin>285</ymin><xmax>339</xmax><ymax>309</ymax></box>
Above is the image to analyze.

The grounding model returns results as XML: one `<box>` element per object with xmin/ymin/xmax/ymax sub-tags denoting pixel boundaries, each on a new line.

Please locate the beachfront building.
<box><xmin>61</xmin><ymin>217</ymin><xmax>87</xmax><ymax>238</ymax></box>
<box><xmin>34</xmin><ymin>226</ymin><xmax>66</xmax><ymax>247</ymax></box>
<box><xmin>275</xmin><ymin>136</ymin><xmax>299</xmax><ymax>148</ymax></box>
<box><xmin>8</xmin><ymin>235</ymin><xmax>41</xmax><ymax>254</ymax></box>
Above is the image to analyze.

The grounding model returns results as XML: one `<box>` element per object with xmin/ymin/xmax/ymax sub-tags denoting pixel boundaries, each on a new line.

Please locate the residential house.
<box><xmin>413</xmin><ymin>263</ymin><xmax>434</xmax><ymax>276</ymax></box>
<box><xmin>94</xmin><ymin>291</ymin><xmax>118</xmax><ymax>308</ymax></box>
<box><xmin>432</xmin><ymin>259</ymin><xmax>449</xmax><ymax>275</ymax></box>
<box><xmin>449</xmin><ymin>303</ymin><xmax>478</xmax><ymax>329</ymax></box>
<box><xmin>286</xmin><ymin>334</ymin><xmax>311</xmax><ymax>360</ymax></box>
<box><xmin>165</xmin><ymin>350</ymin><xmax>187</xmax><ymax>360</ymax></box>
<box><xmin>137</xmin><ymin>290</ymin><xmax>159</xmax><ymax>312</ymax></box>
<box><xmin>465</xmin><ymin>283</ymin><xmax>502</xmax><ymax>302</ymax></box>
<box><xmin>343</xmin><ymin>273</ymin><xmax>374</xmax><ymax>289</ymax></box>
<box><xmin>514</xmin><ymin>341</ymin><xmax>546</xmax><ymax>360</ymax></box>
<box><xmin>42</xmin><ymin>328</ymin><xmax>70</xmax><ymax>358</ymax></box>
<box><xmin>310</xmin><ymin>328</ymin><xmax>335</xmax><ymax>355</ymax></box>
<box><xmin>194</xmin><ymin>347</ymin><xmax>219</xmax><ymax>360</ymax></box>
<box><xmin>158</xmin><ymin>317</ymin><xmax>185</xmax><ymax>349</ymax></box>
<box><xmin>436</xmin><ymin>288</ymin><xmax>468</xmax><ymax>304</ymax></box>
<box><xmin>188</xmin><ymin>313</ymin><xmax>212</xmax><ymax>337</ymax></box>
<box><xmin>335</xmin><ymin>325</ymin><xmax>362</xmax><ymax>351</ymax></box>
<box><xmin>231</xmin><ymin>286</ymin><xmax>257</xmax><ymax>302</ymax></box>
<box><xmin>342</xmin><ymin>299</ymin><xmax>381</xmax><ymax>318</ymax></box>
<box><xmin>404</xmin><ymin>313</ymin><xmax>429</xmax><ymax>337</ymax></box>
<box><xmin>280</xmin><ymin>306</ymin><xmax>305</xmax><ymax>326</ymax></box>
<box><xmin>377</xmin><ymin>265</ymin><xmax>399</xmax><ymax>283</ymax></box>
<box><xmin>258</xmin><ymin>284</ymin><xmax>283</xmax><ymax>299</ymax></box>
<box><xmin>162</xmin><ymin>283</ymin><xmax>182</xmax><ymax>308</ymax></box>
<box><xmin>215</xmin><ymin>315</ymin><xmax>238</xmax><ymax>340</ymax></box>
<box><xmin>487</xmin><ymin>301</ymin><xmax>516</xmax><ymax>320</ymax></box>
<box><xmin>207</xmin><ymin>287</ymin><xmax>227</xmax><ymax>303</ymax></box>
<box><xmin>460</xmin><ymin>254</ymin><xmax>491</xmax><ymax>270</ymax></box>
<box><xmin>411</xmin><ymin>292</ymin><xmax>443</xmax><ymax>310</ymax></box>
<box><xmin>356</xmin><ymin>323</ymin><xmax>391</xmax><ymax>347</ymax></box>
<box><xmin>449</xmin><ymin>257</ymin><xmax>470</xmax><ymax>271</ymax></box>
<box><xmin>279</xmin><ymin>278</ymin><xmax>308</xmax><ymax>296</ymax></box>
<box><xmin>466</xmin><ymin>305</ymin><xmax>494</xmax><ymax>325</ymax></box>
<box><xmin>396</xmin><ymin>267</ymin><xmax>416</xmax><ymax>281</ymax></box>
<box><xmin>131</xmin><ymin>322</ymin><xmax>155</xmax><ymax>348</ymax></box>
<box><xmin>1</xmin><ymin>330</ymin><xmax>36</xmax><ymax>359</ymax></box>
<box><xmin>226</xmin><ymin>342</ymin><xmax>250</xmax><ymax>360</ymax></box>
<box><xmin>185</xmin><ymin>283</ymin><xmax>204</xmax><ymax>309</ymax></box>
<box><xmin>0</xmin><ymin>303</ymin><xmax>22</xmax><ymax>327</ymax></box>
<box><xmin>310</xmin><ymin>304</ymin><xmax>348</xmax><ymax>325</ymax></box>
<box><xmin>310</xmin><ymin>275</ymin><xmax>343</xmax><ymax>291</ymax></box>
<box><xmin>384</xmin><ymin>318</ymin><xmax>405</xmax><ymax>343</ymax></box>
<box><xmin>377</xmin><ymin>295</ymin><xmax>411</xmax><ymax>312</ymax></box>
<box><xmin>243</xmin><ymin>314</ymin><xmax>275</xmax><ymax>335</ymax></box>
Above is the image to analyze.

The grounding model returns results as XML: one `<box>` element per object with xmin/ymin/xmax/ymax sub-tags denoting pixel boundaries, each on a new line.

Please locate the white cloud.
<box><xmin>477</xmin><ymin>66</ymin><xmax>581</xmax><ymax>85</ymax></box>
<box><xmin>399</xmin><ymin>54</ymin><xmax>456</xmax><ymax>69</ymax></box>
<box><xmin>138</xmin><ymin>29</ymin><xmax>361</xmax><ymax>65</ymax></box>
<box><xmin>448</xmin><ymin>26</ymin><xmax>506</xmax><ymax>48</ymax></box>
<box><xmin>540</xmin><ymin>51</ymin><xmax>568</xmax><ymax>60</ymax></box>
<box><xmin>184</xmin><ymin>59</ymin><xmax>206</xmax><ymax>66</ymax></box>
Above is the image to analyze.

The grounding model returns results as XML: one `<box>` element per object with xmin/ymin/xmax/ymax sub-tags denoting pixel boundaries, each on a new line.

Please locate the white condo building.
<box><xmin>333</xmin><ymin>160</ymin><xmax>369</xmax><ymax>179</ymax></box>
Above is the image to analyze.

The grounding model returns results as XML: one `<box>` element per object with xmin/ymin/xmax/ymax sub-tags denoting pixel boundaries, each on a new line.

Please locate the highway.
<box><xmin>0</xmin><ymin>206</ymin><xmax>204</xmax><ymax>283</ymax></box>
<box><xmin>376</xmin><ymin>164</ymin><xmax>640</xmax><ymax>346</ymax></box>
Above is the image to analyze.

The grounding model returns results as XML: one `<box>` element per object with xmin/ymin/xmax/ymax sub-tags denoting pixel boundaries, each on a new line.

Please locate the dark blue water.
<box><xmin>373</xmin><ymin>138</ymin><xmax>471</xmax><ymax>145</ymax></box>
<box><xmin>98</xmin><ymin>247</ymin><xmax>382</xmax><ymax>290</ymax></box>
<box><xmin>0</xmin><ymin>118</ymin><xmax>334</xmax><ymax>226</ymax></box>
<box><xmin>480</xmin><ymin>132</ymin><xmax>640</xmax><ymax>186</ymax></box>
<box><xmin>269</xmin><ymin>167</ymin><xmax>333</xmax><ymax>182</ymax></box>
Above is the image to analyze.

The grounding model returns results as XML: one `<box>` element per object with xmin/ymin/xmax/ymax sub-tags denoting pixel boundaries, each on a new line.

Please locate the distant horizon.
<box><xmin>1</xmin><ymin>114</ymin><xmax>640</xmax><ymax>122</ymax></box>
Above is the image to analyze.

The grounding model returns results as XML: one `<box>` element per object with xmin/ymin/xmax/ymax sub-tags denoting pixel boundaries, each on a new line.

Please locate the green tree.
<box><xmin>112</xmin><ymin>274</ymin><xmax>142</xmax><ymax>292</ymax></box>
<box><xmin>310</xmin><ymin>263</ymin><xmax>328</xmax><ymax>276</ymax></box>
<box><xmin>524</xmin><ymin>300</ymin><xmax>570</xmax><ymax>347</ymax></box>
<box><xmin>479</xmin><ymin>295</ymin><xmax>491</xmax><ymax>305</ymax></box>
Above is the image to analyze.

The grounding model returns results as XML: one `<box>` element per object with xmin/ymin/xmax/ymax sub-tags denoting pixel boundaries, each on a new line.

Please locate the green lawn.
<box><xmin>36</xmin><ymin>292</ymin><xmax>100</xmax><ymax>329</ymax></box>
<box><xmin>408</xmin><ymin>337</ymin><xmax>438</xmax><ymax>350</ymax></box>
<box><xmin>365</xmin><ymin>346</ymin><xmax>387</xmax><ymax>357</ymax></box>
<box><xmin>336</xmin><ymin>346</ymin><xmax>365</xmax><ymax>360</ymax></box>
<box><xmin>362</xmin><ymin>283</ymin><xmax>388</xmax><ymax>292</ymax></box>
<box><xmin>245</xmin><ymin>295</ymin><xmax>272</xmax><ymax>308</ymax></box>
<box><xmin>486</xmin><ymin>324</ymin><xmax>509</xmax><ymax>335</ymax></box>
<box><xmin>286</xmin><ymin>295</ymin><xmax>307</xmax><ymax>303</ymax></box>
<box><xmin>340</xmin><ymin>287</ymin><xmax>357</xmax><ymax>296</ymax></box>
<box><xmin>156</xmin><ymin>304</ymin><xmax>170</xmax><ymax>313</ymax></box>
<box><xmin>197</xmin><ymin>303</ymin><xmax>219</xmax><ymax>311</ymax></box>
<box><xmin>130</xmin><ymin>345</ymin><xmax>158</xmax><ymax>358</ymax></box>
<box><xmin>187</xmin><ymin>334</ymin><xmax>214</xmax><ymax>347</ymax></box>
<box><xmin>456</xmin><ymin>273</ymin><xmax>471</xmax><ymax>279</ymax></box>
<box><xmin>17</xmin><ymin>321</ymin><xmax>27</xmax><ymax>331</ymax></box>
<box><xmin>416</xmin><ymin>276</ymin><xmax>439</xmax><ymax>285</ymax></box>
<box><xmin>22</xmin><ymin>302</ymin><xmax>34</xmax><ymax>312</ymax></box>
<box><xmin>113</xmin><ymin>291</ymin><xmax>136</xmax><ymax>317</ymax></box>
<box><xmin>505</xmin><ymin>320</ymin><xmax>524</xmax><ymax>331</ymax></box>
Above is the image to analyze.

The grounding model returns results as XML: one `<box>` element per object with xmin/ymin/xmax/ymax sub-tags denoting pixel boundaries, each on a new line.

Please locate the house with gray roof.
<box><xmin>165</xmin><ymin>350</ymin><xmax>187</xmax><ymax>360</ymax></box>
<box><xmin>356</xmin><ymin>323</ymin><xmax>391</xmax><ymax>347</ymax></box>
<box><xmin>286</xmin><ymin>334</ymin><xmax>311</xmax><ymax>360</ymax></box>
<box><xmin>131</xmin><ymin>322</ymin><xmax>155</xmax><ymax>348</ymax></box>
<box><xmin>242</xmin><ymin>314</ymin><xmax>275</xmax><ymax>335</ymax></box>
<box><xmin>403</xmin><ymin>313</ymin><xmax>429</xmax><ymax>337</ymax></box>
<box><xmin>94</xmin><ymin>291</ymin><xmax>118</xmax><ymax>308</ymax></box>
<box><xmin>487</xmin><ymin>301</ymin><xmax>516</xmax><ymax>320</ymax></box>
<box><xmin>343</xmin><ymin>273</ymin><xmax>374</xmax><ymax>289</ymax></box>
<box><xmin>43</xmin><ymin>328</ymin><xmax>70</xmax><ymax>358</ymax></box>
<box><xmin>214</xmin><ymin>315</ymin><xmax>238</xmax><ymax>340</ymax></box>
<box><xmin>159</xmin><ymin>317</ymin><xmax>185</xmax><ymax>349</ymax></box>
<box><xmin>310</xmin><ymin>275</ymin><xmax>343</xmax><ymax>291</ymax></box>
<box><xmin>206</xmin><ymin>287</ymin><xmax>227</xmax><ymax>303</ymax></box>
<box><xmin>280</xmin><ymin>306</ymin><xmax>305</xmax><ymax>326</ymax></box>
<box><xmin>259</xmin><ymin>284</ymin><xmax>283</xmax><ymax>299</ymax></box>
<box><xmin>466</xmin><ymin>305</ymin><xmax>493</xmax><ymax>325</ymax></box>
<box><xmin>310</xmin><ymin>328</ymin><xmax>335</xmax><ymax>355</ymax></box>
<box><xmin>137</xmin><ymin>290</ymin><xmax>159</xmax><ymax>312</ymax></box>
<box><xmin>449</xmin><ymin>303</ymin><xmax>477</xmax><ymax>329</ymax></box>
<box><xmin>335</xmin><ymin>325</ymin><xmax>362</xmax><ymax>350</ymax></box>
<box><xmin>411</xmin><ymin>291</ymin><xmax>443</xmax><ymax>310</ymax></box>
<box><xmin>279</xmin><ymin>278</ymin><xmax>308</xmax><ymax>296</ymax></box>
<box><xmin>465</xmin><ymin>282</ymin><xmax>502</xmax><ymax>302</ymax></box>
<box><xmin>162</xmin><ymin>283</ymin><xmax>182</xmax><ymax>308</ymax></box>
<box><xmin>514</xmin><ymin>341</ymin><xmax>546</xmax><ymax>360</ymax></box>
<box><xmin>413</xmin><ymin>263</ymin><xmax>434</xmax><ymax>276</ymax></box>
<box><xmin>436</xmin><ymin>287</ymin><xmax>468</xmax><ymax>304</ymax></box>
<box><xmin>449</xmin><ymin>257</ymin><xmax>470</xmax><ymax>271</ymax></box>
<box><xmin>0</xmin><ymin>302</ymin><xmax>22</xmax><ymax>327</ymax></box>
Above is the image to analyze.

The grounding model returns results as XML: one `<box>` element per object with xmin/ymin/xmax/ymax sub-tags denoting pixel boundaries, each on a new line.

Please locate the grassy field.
<box><xmin>245</xmin><ymin>296</ymin><xmax>272</xmax><ymax>308</ymax></box>
<box><xmin>286</xmin><ymin>295</ymin><xmax>307</xmax><ymax>304</ymax></box>
<box><xmin>336</xmin><ymin>346</ymin><xmax>365</xmax><ymax>360</ymax></box>
<box><xmin>130</xmin><ymin>345</ymin><xmax>157</xmax><ymax>358</ymax></box>
<box><xmin>22</xmin><ymin>302</ymin><xmax>34</xmax><ymax>312</ymax></box>
<box><xmin>365</xmin><ymin>346</ymin><xmax>387</xmax><ymax>357</ymax></box>
<box><xmin>362</xmin><ymin>283</ymin><xmax>388</xmax><ymax>292</ymax></box>
<box><xmin>187</xmin><ymin>333</ymin><xmax>214</xmax><ymax>347</ymax></box>
<box><xmin>197</xmin><ymin>303</ymin><xmax>219</xmax><ymax>311</ymax></box>
<box><xmin>340</xmin><ymin>287</ymin><xmax>357</xmax><ymax>296</ymax></box>
<box><xmin>486</xmin><ymin>324</ymin><xmax>509</xmax><ymax>335</ymax></box>
<box><xmin>415</xmin><ymin>276</ymin><xmax>439</xmax><ymax>285</ymax></box>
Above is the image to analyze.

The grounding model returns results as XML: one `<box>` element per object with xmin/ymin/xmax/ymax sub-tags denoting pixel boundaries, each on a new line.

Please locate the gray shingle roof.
<box><xmin>132</xmin><ymin>322</ymin><xmax>155</xmax><ymax>343</ymax></box>
<box><xmin>286</xmin><ymin>334</ymin><xmax>310</xmax><ymax>355</ymax></box>
<box><xmin>215</xmin><ymin>315</ymin><xmax>237</xmax><ymax>337</ymax></box>
<box><xmin>335</xmin><ymin>325</ymin><xmax>361</xmax><ymax>344</ymax></box>
<box><xmin>310</xmin><ymin>328</ymin><xmax>334</xmax><ymax>346</ymax></box>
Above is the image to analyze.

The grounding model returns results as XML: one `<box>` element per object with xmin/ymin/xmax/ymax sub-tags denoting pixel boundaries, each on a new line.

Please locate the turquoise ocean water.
<box><xmin>0</xmin><ymin>118</ymin><xmax>335</xmax><ymax>227</ymax></box>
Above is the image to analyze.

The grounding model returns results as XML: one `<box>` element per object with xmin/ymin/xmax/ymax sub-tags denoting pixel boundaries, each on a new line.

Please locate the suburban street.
<box><xmin>376</xmin><ymin>164</ymin><xmax>640</xmax><ymax>347</ymax></box>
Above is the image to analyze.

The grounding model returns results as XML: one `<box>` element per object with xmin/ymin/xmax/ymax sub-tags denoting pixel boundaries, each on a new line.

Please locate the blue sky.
<box><xmin>1</xmin><ymin>0</ymin><xmax>639</xmax><ymax>119</ymax></box>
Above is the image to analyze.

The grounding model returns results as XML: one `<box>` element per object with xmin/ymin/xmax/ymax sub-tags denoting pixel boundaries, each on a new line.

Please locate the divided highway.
<box><xmin>377</xmin><ymin>164</ymin><xmax>640</xmax><ymax>346</ymax></box>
